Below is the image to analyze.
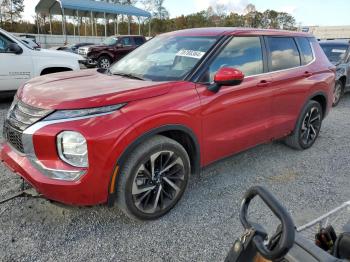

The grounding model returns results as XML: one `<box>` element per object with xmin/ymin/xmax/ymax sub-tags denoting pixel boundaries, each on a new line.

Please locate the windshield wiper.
<box><xmin>112</xmin><ymin>72</ymin><xmax>147</xmax><ymax>81</ymax></box>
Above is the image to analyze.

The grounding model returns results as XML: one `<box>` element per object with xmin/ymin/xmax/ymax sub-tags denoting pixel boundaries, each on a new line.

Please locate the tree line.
<box><xmin>0</xmin><ymin>0</ymin><xmax>297</xmax><ymax>36</ymax></box>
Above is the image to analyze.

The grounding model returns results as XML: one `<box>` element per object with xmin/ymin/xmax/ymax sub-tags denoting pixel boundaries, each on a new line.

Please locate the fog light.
<box><xmin>57</xmin><ymin>131</ymin><xmax>88</xmax><ymax>168</ymax></box>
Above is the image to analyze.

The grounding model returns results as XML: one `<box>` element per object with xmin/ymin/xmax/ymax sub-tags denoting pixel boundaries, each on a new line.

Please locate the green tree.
<box><xmin>277</xmin><ymin>12</ymin><xmax>296</xmax><ymax>30</ymax></box>
<box><xmin>142</xmin><ymin>0</ymin><xmax>169</xmax><ymax>19</ymax></box>
<box><xmin>1</xmin><ymin>0</ymin><xmax>24</xmax><ymax>28</ymax></box>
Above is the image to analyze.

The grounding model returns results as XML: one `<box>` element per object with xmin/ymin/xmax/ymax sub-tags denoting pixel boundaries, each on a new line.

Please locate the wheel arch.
<box><xmin>107</xmin><ymin>125</ymin><xmax>201</xmax><ymax>206</ymax></box>
<box><xmin>98</xmin><ymin>53</ymin><xmax>113</xmax><ymax>61</ymax></box>
<box><xmin>40</xmin><ymin>67</ymin><xmax>73</xmax><ymax>75</ymax></box>
<box><xmin>309</xmin><ymin>91</ymin><xmax>328</xmax><ymax>119</ymax></box>
<box><xmin>338</xmin><ymin>75</ymin><xmax>346</xmax><ymax>87</ymax></box>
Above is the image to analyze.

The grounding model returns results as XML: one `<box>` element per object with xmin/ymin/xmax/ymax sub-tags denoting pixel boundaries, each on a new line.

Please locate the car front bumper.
<box><xmin>0</xmin><ymin>143</ymin><xmax>92</xmax><ymax>205</ymax></box>
<box><xmin>0</xmin><ymin>111</ymin><xmax>131</xmax><ymax>206</ymax></box>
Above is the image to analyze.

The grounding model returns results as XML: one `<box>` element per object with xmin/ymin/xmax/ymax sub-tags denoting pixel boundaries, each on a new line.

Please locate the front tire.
<box><xmin>97</xmin><ymin>55</ymin><xmax>112</xmax><ymax>69</ymax></box>
<box><xmin>116</xmin><ymin>135</ymin><xmax>191</xmax><ymax>220</ymax></box>
<box><xmin>284</xmin><ymin>100</ymin><xmax>323</xmax><ymax>150</ymax></box>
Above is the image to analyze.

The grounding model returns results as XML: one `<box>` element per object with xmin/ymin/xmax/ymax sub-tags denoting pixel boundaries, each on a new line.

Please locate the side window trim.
<box><xmin>260</xmin><ymin>36</ymin><xmax>269</xmax><ymax>74</ymax></box>
<box><xmin>293</xmin><ymin>37</ymin><xmax>303</xmax><ymax>65</ymax></box>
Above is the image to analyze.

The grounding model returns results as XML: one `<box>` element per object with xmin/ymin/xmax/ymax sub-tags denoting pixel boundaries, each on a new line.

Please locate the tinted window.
<box><xmin>320</xmin><ymin>43</ymin><xmax>349</xmax><ymax>63</ymax></box>
<box><xmin>267</xmin><ymin>37</ymin><xmax>301</xmax><ymax>71</ymax></box>
<box><xmin>296</xmin><ymin>37</ymin><xmax>314</xmax><ymax>64</ymax></box>
<box><xmin>208</xmin><ymin>37</ymin><xmax>263</xmax><ymax>81</ymax></box>
<box><xmin>0</xmin><ymin>33</ymin><xmax>14</xmax><ymax>53</ymax></box>
<box><xmin>134</xmin><ymin>37</ymin><xmax>145</xmax><ymax>46</ymax></box>
<box><xmin>120</xmin><ymin>37</ymin><xmax>132</xmax><ymax>46</ymax></box>
<box><xmin>102</xmin><ymin>36</ymin><xmax>118</xmax><ymax>46</ymax></box>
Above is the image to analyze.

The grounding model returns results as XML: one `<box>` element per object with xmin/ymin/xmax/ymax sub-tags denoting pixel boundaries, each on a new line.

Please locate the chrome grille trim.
<box><xmin>3</xmin><ymin>98</ymin><xmax>53</xmax><ymax>153</ymax></box>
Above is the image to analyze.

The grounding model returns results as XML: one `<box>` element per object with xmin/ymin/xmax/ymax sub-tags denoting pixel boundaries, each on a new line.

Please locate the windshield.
<box><xmin>320</xmin><ymin>43</ymin><xmax>349</xmax><ymax>62</ymax></box>
<box><xmin>109</xmin><ymin>35</ymin><xmax>219</xmax><ymax>81</ymax></box>
<box><xmin>103</xmin><ymin>36</ymin><xmax>118</xmax><ymax>46</ymax></box>
<box><xmin>15</xmin><ymin>37</ymin><xmax>34</xmax><ymax>50</ymax></box>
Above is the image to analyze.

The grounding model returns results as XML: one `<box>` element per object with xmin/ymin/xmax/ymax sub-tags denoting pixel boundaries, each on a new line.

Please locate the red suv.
<box><xmin>0</xmin><ymin>28</ymin><xmax>335</xmax><ymax>220</ymax></box>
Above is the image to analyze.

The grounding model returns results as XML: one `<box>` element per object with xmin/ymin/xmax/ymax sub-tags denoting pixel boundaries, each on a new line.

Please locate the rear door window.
<box><xmin>296</xmin><ymin>37</ymin><xmax>314</xmax><ymax>64</ymax></box>
<box><xmin>267</xmin><ymin>37</ymin><xmax>301</xmax><ymax>71</ymax></box>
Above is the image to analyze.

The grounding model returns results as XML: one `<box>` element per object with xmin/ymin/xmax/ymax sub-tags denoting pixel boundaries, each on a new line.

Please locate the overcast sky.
<box><xmin>23</xmin><ymin>0</ymin><xmax>350</xmax><ymax>26</ymax></box>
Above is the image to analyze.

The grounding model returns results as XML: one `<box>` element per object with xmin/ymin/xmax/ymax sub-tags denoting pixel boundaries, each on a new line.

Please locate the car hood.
<box><xmin>35</xmin><ymin>48</ymin><xmax>83</xmax><ymax>60</ymax></box>
<box><xmin>88</xmin><ymin>44</ymin><xmax>109</xmax><ymax>51</ymax></box>
<box><xmin>17</xmin><ymin>69</ymin><xmax>175</xmax><ymax>110</ymax></box>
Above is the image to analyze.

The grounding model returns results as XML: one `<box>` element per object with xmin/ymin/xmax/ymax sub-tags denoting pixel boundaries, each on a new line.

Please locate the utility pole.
<box><xmin>0</xmin><ymin>0</ymin><xmax>2</xmax><ymax>26</ymax></box>
<box><xmin>10</xmin><ymin>0</ymin><xmax>13</xmax><ymax>31</ymax></box>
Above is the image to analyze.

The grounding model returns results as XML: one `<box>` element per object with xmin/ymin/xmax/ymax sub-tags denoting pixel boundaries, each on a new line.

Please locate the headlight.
<box><xmin>57</xmin><ymin>131</ymin><xmax>88</xmax><ymax>168</ymax></box>
<box><xmin>44</xmin><ymin>104</ymin><xmax>126</xmax><ymax>121</ymax></box>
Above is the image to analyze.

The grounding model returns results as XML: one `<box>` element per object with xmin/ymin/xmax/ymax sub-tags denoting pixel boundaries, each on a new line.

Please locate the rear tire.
<box><xmin>116</xmin><ymin>135</ymin><xmax>191</xmax><ymax>220</ymax></box>
<box><xmin>333</xmin><ymin>80</ymin><xmax>344</xmax><ymax>107</ymax></box>
<box><xmin>284</xmin><ymin>100</ymin><xmax>323</xmax><ymax>150</ymax></box>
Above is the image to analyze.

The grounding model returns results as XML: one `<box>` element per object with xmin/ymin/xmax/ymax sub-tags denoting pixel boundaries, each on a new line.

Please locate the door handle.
<box><xmin>257</xmin><ymin>80</ymin><xmax>271</xmax><ymax>88</ymax></box>
<box><xmin>303</xmin><ymin>71</ymin><xmax>313</xmax><ymax>77</ymax></box>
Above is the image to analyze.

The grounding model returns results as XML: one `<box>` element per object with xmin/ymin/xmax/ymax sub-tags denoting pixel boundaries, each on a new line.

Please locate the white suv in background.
<box><xmin>0</xmin><ymin>28</ymin><xmax>83</xmax><ymax>92</ymax></box>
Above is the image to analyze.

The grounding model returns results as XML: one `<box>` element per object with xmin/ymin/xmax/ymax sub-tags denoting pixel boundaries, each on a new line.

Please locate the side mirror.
<box><xmin>116</xmin><ymin>43</ymin><xmax>123</xmax><ymax>48</ymax></box>
<box><xmin>8</xmin><ymin>43</ymin><xmax>23</xmax><ymax>54</ymax></box>
<box><xmin>208</xmin><ymin>67</ymin><xmax>244</xmax><ymax>93</ymax></box>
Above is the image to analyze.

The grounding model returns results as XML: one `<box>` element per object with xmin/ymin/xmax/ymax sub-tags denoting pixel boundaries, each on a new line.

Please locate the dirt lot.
<box><xmin>0</xmin><ymin>94</ymin><xmax>350</xmax><ymax>262</ymax></box>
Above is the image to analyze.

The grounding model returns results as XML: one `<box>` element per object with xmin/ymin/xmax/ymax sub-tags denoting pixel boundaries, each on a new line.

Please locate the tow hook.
<box><xmin>0</xmin><ymin>179</ymin><xmax>42</xmax><ymax>205</ymax></box>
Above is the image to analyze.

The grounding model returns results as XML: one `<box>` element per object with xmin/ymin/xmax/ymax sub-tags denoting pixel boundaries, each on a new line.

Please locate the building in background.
<box><xmin>301</xmin><ymin>26</ymin><xmax>350</xmax><ymax>40</ymax></box>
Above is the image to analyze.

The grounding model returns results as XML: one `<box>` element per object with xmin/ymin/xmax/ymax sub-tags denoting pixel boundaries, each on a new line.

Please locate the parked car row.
<box><xmin>51</xmin><ymin>42</ymin><xmax>95</xmax><ymax>54</ymax></box>
<box><xmin>0</xmin><ymin>27</ymin><xmax>336</xmax><ymax>221</ymax></box>
<box><xmin>78</xmin><ymin>35</ymin><xmax>146</xmax><ymax>68</ymax></box>
<box><xmin>0</xmin><ymin>28</ymin><xmax>83</xmax><ymax>92</ymax></box>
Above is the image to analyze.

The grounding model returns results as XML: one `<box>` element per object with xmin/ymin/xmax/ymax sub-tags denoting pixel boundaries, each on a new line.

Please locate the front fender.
<box><xmin>34</xmin><ymin>57</ymin><xmax>79</xmax><ymax>75</ymax></box>
<box><xmin>104</xmin><ymin>112</ymin><xmax>202</xmax><ymax>206</ymax></box>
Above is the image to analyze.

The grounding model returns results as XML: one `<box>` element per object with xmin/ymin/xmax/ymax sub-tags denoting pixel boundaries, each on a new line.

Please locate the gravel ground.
<box><xmin>0</xmin><ymin>94</ymin><xmax>350</xmax><ymax>262</ymax></box>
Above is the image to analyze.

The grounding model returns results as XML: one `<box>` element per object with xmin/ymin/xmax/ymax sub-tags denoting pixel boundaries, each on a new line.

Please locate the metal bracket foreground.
<box><xmin>0</xmin><ymin>188</ymin><xmax>42</xmax><ymax>205</ymax></box>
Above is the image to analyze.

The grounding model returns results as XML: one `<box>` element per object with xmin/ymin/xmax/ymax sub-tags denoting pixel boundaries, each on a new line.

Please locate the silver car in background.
<box><xmin>320</xmin><ymin>40</ymin><xmax>350</xmax><ymax>106</ymax></box>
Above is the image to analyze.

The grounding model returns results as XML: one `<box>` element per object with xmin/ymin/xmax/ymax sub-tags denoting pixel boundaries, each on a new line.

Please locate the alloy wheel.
<box><xmin>300</xmin><ymin>106</ymin><xmax>322</xmax><ymax>147</ymax></box>
<box><xmin>132</xmin><ymin>150</ymin><xmax>186</xmax><ymax>214</ymax></box>
<box><xmin>99</xmin><ymin>58</ymin><xmax>111</xmax><ymax>69</ymax></box>
<box><xmin>333</xmin><ymin>82</ymin><xmax>342</xmax><ymax>105</ymax></box>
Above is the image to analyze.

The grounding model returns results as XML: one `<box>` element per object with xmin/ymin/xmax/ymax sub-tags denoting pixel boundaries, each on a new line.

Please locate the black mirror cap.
<box><xmin>207</xmin><ymin>79</ymin><xmax>244</xmax><ymax>93</ymax></box>
<box><xmin>8</xmin><ymin>43</ymin><xmax>23</xmax><ymax>54</ymax></box>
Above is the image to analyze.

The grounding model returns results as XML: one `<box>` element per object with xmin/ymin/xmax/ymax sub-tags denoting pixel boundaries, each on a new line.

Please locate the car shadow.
<box><xmin>0</xmin><ymin>92</ymin><xmax>15</xmax><ymax>104</ymax></box>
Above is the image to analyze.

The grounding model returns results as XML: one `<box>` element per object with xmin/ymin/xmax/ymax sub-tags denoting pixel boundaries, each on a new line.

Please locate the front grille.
<box><xmin>3</xmin><ymin>98</ymin><xmax>53</xmax><ymax>153</ymax></box>
<box><xmin>3</xmin><ymin>123</ymin><xmax>24</xmax><ymax>153</ymax></box>
<box><xmin>78</xmin><ymin>49</ymin><xmax>87</xmax><ymax>56</ymax></box>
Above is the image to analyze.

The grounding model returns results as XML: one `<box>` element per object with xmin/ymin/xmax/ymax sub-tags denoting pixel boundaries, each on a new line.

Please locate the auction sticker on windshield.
<box><xmin>176</xmin><ymin>49</ymin><xmax>205</xmax><ymax>59</ymax></box>
<box><xmin>332</xmin><ymin>49</ymin><xmax>346</xmax><ymax>53</ymax></box>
